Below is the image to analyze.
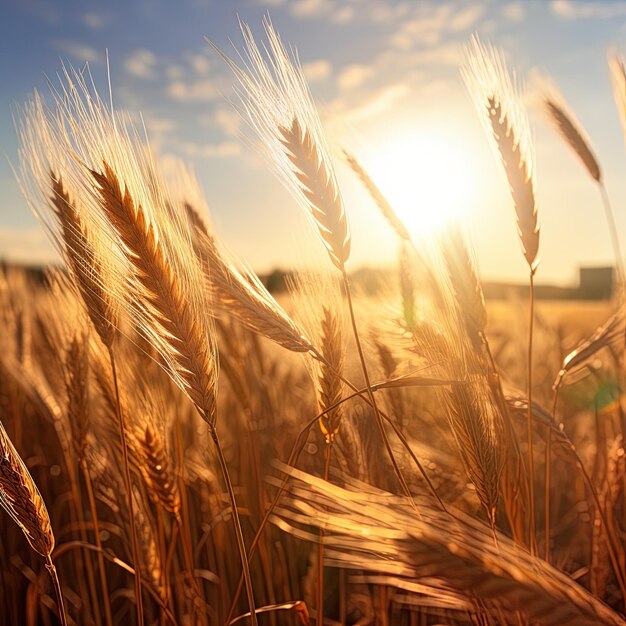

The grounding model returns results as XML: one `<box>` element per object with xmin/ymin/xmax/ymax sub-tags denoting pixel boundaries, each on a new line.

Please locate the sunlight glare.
<box><xmin>368</xmin><ymin>131</ymin><xmax>478</xmax><ymax>237</ymax></box>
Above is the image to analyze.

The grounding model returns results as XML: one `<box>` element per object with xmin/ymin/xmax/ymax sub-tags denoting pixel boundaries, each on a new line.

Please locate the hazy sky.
<box><xmin>2</xmin><ymin>0</ymin><xmax>626</xmax><ymax>284</ymax></box>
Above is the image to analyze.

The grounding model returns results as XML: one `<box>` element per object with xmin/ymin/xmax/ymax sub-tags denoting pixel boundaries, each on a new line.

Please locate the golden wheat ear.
<box><xmin>287</xmin><ymin>268</ymin><xmax>345</xmax><ymax>442</ymax></box>
<box><xmin>609</xmin><ymin>52</ymin><xmax>626</xmax><ymax>147</ymax></box>
<box><xmin>210</xmin><ymin>19</ymin><xmax>350</xmax><ymax>271</ymax></box>
<box><xmin>190</xmin><ymin>223</ymin><xmax>314</xmax><ymax>353</ymax></box>
<box><xmin>343</xmin><ymin>150</ymin><xmax>410</xmax><ymax>242</ymax></box>
<box><xmin>442</xmin><ymin>226</ymin><xmax>486</xmax><ymax>348</ymax></box>
<box><xmin>0</xmin><ymin>421</ymin><xmax>67</xmax><ymax>625</ymax></box>
<box><xmin>90</xmin><ymin>162</ymin><xmax>218</xmax><ymax>423</ymax></box>
<box><xmin>0</xmin><ymin>420</ymin><xmax>54</xmax><ymax>557</ymax></box>
<box><xmin>536</xmin><ymin>70</ymin><xmax>624</xmax><ymax>291</ymax></box>
<box><xmin>462</xmin><ymin>36</ymin><xmax>539</xmax><ymax>272</ymax></box>
<box><xmin>529</xmin><ymin>71</ymin><xmax>601</xmax><ymax>179</ymax></box>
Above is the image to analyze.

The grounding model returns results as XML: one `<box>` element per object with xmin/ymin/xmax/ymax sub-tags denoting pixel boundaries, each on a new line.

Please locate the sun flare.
<box><xmin>368</xmin><ymin>131</ymin><xmax>478</xmax><ymax>237</ymax></box>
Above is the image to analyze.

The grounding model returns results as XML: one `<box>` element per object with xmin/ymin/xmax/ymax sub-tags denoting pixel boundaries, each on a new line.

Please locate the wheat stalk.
<box><xmin>214</xmin><ymin>22</ymin><xmax>416</xmax><ymax>528</ymax></box>
<box><xmin>538</xmin><ymin>74</ymin><xmax>624</xmax><ymax>288</ymax></box>
<box><xmin>463</xmin><ymin>36</ymin><xmax>539</xmax><ymax>552</ymax></box>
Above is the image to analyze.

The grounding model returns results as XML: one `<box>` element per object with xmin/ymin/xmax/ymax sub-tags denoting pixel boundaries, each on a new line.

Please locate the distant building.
<box><xmin>483</xmin><ymin>265</ymin><xmax>615</xmax><ymax>301</ymax></box>
<box><xmin>578</xmin><ymin>266</ymin><xmax>614</xmax><ymax>300</ymax></box>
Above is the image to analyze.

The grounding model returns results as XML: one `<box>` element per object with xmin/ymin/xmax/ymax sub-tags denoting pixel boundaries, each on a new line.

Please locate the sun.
<box><xmin>367</xmin><ymin>130</ymin><xmax>478</xmax><ymax>238</ymax></box>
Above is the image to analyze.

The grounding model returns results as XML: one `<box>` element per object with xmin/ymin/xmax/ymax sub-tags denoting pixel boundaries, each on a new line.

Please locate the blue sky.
<box><xmin>3</xmin><ymin>0</ymin><xmax>626</xmax><ymax>284</ymax></box>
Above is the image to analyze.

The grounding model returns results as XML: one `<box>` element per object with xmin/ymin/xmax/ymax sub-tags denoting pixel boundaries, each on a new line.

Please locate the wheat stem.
<box><xmin>527</xmin><ymin>269</ymin><xmax>537</xmax><ymax>555</ymax></box>
<box><xmin>599</xmin><ymin>183</ymin><xmax>625</xmax><ymax>295</ymax></box>
<box><xmin>341</xmin><ymin>269</ymin><xmax>415</xmax><ymax>506</ymax></box>
<box><xmin>81</xmin><ymin>461</ymin><xmax>114</xmax><ymax>626</ymax></box>
<box><xmin>545</xmin><ymin>388</ymin><xmax>560</xmax><ymax>563</ymax></box>
<box><xmin>317</xmin><ymin>442</ymin><xmax>332</xmax><ymax>626</ymax></box>
<box><xmin>108</xmin><ymin>347</ymin><xmax>144</xmax><ymax>625</ymax></box>
<box><xmin>209</xmin><ymin>426</ymin><xmax>257</xmax><ymax>626</ymax></box>
<box><xmin>45</xmin><ymin>555</ymin><xmax>68</xmax><ymax>626</ymax></box>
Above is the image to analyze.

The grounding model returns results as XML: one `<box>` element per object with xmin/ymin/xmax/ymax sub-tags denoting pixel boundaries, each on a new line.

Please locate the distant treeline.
<box><xmin>1</xmin><ymin>261</ymin><xmax>615</xmax><ymax>300</ymax></box>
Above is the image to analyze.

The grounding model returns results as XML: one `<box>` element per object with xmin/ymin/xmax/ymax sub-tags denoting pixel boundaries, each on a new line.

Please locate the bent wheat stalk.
<box><xmin>273</xmin><ymin>467</ymin><xmax>626</xmax><ymax>626</ymax></box>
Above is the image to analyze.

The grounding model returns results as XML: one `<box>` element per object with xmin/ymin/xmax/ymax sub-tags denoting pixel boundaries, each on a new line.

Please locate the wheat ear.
<box><xmin>609</xmin><ymin>53</ymin><xmax>626</xmax><ymax>148</ymax></box>
<box><xmin>539</xmin><ymin>76</ymin><xmax>624</xmax><ymax>287</ymax></box>
<box><xmin>343</xmin><ymin>150</ymin><xmax>410</xmax><ymax>241</ymax></box>
<box><xmin>49</xmin><ymin>174</ymin><xmax>117</xmax><ymax>347</ymax></box>
<box><xmin>279</xmin><ymin>117</ymin><xmax>351</xmax><ymax>269</ymax></box>
<box><xmin>442</xmin><ymin>227</ymin><xmax>487</xmax><ymax>349</ymax></box>
<box><xmin>91</xmin><ymin>161</ymin><xmax>258</xmax><ymax>625</ymax></box>
<box><xmin>190</xmin><ymin>222</ymin><xmax>313</xmax><ymax>353</ymax></box>
<box><xmin>0</xmin><ymin>421</ymin><xmax>67</xmax><ymax>626</ymax></box>
<box><xmin>542</xmin><ymin>93</ymin><xmax>601</xmax><ymax>183</ymax></box>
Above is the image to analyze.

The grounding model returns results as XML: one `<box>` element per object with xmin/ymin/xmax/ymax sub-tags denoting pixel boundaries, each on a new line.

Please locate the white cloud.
<box><xmin>551</xmin><ymin>0</ymin><xmax>626</xmax><ymax>19</ymax></box>
<box><xmin>303</xmin><ymin>59</ymin><xmax>332</xmax><ymax>81</ymax></box>
<box><xmin>338</xmin><ymin>64</ymin><xmax>372</xmax><ymax>90</ymax></box>
<box><xmin>83</xmin><ymin>11</ymin><xmax>108</xmax><ymax>30</ymax></box>
<box><xmin>408</xmin><ymin>43</ymin><xmax>463</xmax><ymax>67</ymax></box>
<box><xmin>146</xmin><ymin>116</ymin><xmax>176</xmax><ymax>134</ymax></box>
<box><xmin>180</xmin><ymin>141</ymin><xmax>242</xmax><ymax>158</ymax></box>
<box><xmin>501</xmin><ymin>2</ymin><xmax>525</xmax><ymax>22</ymax></box>
<box><xmin>166</xmin><ymin>64</ymin><xmax>184</xmax><ymax>80</ymax></box>
<box><xmin>168</xmin><ymin>79</ymin><xmax>220</xmax><ymax>102</ymax></box>
<box><xmin>369</xmin><ymin>2</ymin><xmax>412</xmax><ymax>24</ymax></box>
<box><xmin>390</xmin><ymin>6</ymin><xmax>453</xmax><ymax>49</ymax></box>
<box><xmin>51</xmin><ymin>39</ymin><xmax>99</xmax><ymax>63</ymax></box>
<box><xmin>449</xmin><ymin>4</ymin><xmax>484</xmax><ymax>31</ymax></box>
<box><xmin>124</xmin><ymin>49</ymin><xmax>158</xmax><ymax>79</ymax></box>
<box><xmin>290</xmin><ymin>0</ymin><xmax>332</xmax><ymax>19</ymax></box>
<box><xmin>213</xmin><ymin>108</ymin><xmax>241</xmax><ymax>136</ymax></box>
<box><xmin>337</xmin><ymin>83</ymin><xmax>410</xmax><ymax>123</ymax></box>
<box><xmin>332</xmin><ymin>5</ymin><xmax>355</xmax><ymax>24</ymax></box>
<box><xmin>185</xmin><ymin>52</ymin><xmax>211</xmax><ymax>76</ymax></box>
<box><xmin>389</xmin><ymin>3</ymin><xmax>485</xmax><ymax>51</ymax></box>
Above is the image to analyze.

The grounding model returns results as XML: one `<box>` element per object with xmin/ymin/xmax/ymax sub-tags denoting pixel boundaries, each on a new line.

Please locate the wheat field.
<box><xmin>2</xmin><ymin>20</ymin><xmax>626</xmax><ymax>626</ymax></box>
